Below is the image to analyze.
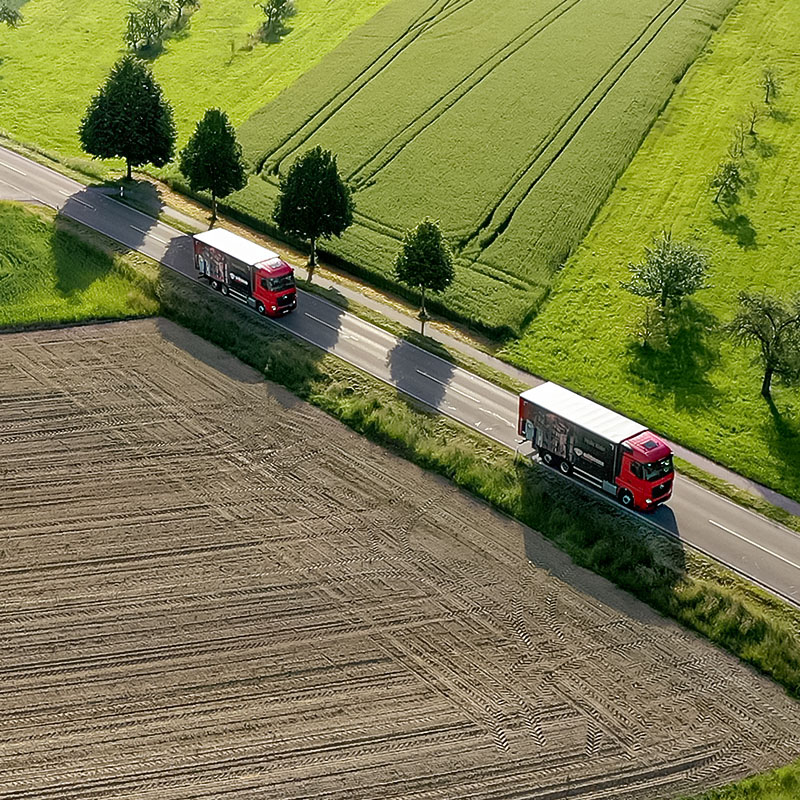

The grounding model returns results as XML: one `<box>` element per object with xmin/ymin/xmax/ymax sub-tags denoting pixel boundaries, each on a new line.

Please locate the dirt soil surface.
<box><xmin>1</xmin><ymin>318</ymin><xmax>798</xmax><ymax>800</ymax></box>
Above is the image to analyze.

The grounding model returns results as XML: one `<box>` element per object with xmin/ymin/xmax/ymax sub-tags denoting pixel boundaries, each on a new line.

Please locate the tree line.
<box><xmin>78</xmin><ymin>56</ymin><xmax>453</xmax><ymax>331</ymax></box>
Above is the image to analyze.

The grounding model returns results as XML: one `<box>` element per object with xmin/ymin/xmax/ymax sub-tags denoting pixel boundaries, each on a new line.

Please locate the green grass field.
<box><xmin>233</xmin><ymin>0</ymin><xmax>735</xmax><ymax>334</ymax></box>
<box><xmin>0</xmin><ymin>202</ymin><xmax>156</xmax><ymax>325</ymax></box>
<box><xmin>0</xmin><ymin>0</ymin><xmax>389</xmax><ymax>160</ymax></box>
<box><xmin>501</xmin><ymin>0</ymin><xmax>800</xmax><ymax>500</ymax></box>
<box><xmin>680</xmin><ymin>758</ymin><xmax>800</xmax><ymax>800</ymax></box>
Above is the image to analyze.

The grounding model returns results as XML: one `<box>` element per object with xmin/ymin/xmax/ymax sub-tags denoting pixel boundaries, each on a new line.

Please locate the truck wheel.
<box><xmin>221</xmin><ymin>284</ymin><xmax>229</xmax><ymax>296</ymax></box>
<box><xmin>618</xmin><ymin>489</ymin><xmax>635</xmax><ymax>508</ymax></box>
<box><xmin>559</xmin><ymin>460</ymin><xmax>572</xmax><ymax>476</ymax></box>
<box><xmin>541</xmin><ymin>450</ymin><xmax>554</xmax><ymax>466</ymax></box>
<box><xmin>256</xmin><ymin>301</ymin><xmax>266</xmax><ymax>315</ymax></box>
<box><xmin>210</xmin><ymin>280</ymin><xmax>219</xmax><ymax>291</ymax></box>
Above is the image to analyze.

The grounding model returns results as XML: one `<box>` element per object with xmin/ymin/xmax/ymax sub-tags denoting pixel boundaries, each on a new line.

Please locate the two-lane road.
<box><xmin>2</xmin><ymin>145</ymin><xmax>798</xmax><ymax>608</ymax></box>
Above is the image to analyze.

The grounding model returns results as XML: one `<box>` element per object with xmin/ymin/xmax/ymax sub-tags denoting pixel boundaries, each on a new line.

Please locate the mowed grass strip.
<box><xmin>501</xmin><ymin>0</ymin><xmax>800</xmax><ymax>500</ymax></box>
<box><xmin>0</xmin><ymin>202</ymin><xmax>156</xmax><ymax>326</ymax></box>
<box><xmin>234</xmin><ymin>0</ymin><xmax>735</xmax><ymax>334</ymax></box>
<box><xmin>0</xmin><ymin>0</ymin><xmax>390</xmax><ymax>163</ymax></box>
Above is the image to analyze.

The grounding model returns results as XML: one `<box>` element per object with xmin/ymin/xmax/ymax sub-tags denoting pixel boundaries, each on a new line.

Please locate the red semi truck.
<box><xmin>193</xmin><ymin>228</ymin><xmax>297</xmax><ymax>317</ymax></box>
<box><xmin>518</xmin><ymin>382</ymin><xmax>674</xmax><ymax>511</ymax></box>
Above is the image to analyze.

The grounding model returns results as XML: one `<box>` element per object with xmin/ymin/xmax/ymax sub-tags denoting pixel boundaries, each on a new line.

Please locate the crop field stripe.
<box><xmin>461</xmin><ymin>0</ymin><xmax>689</xmax><ymax>253</ymax></box>
<box><xmin>345</xmin><ymin>0</ymin><xmax>585</xmax><ymax>186</ymax></box>
<box><xmin>259</xmin><ymin>0</ymin><xmax>481</xmax><ymax>173</ymax></box>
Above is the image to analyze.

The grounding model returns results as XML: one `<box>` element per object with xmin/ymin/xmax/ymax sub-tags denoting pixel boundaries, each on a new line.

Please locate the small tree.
<box><xmin>125</xmin><ymin>0</ymin><xmax>173</xmax><ymax>51</ymax></box>
<box><xmin>727</xmin><ymin>121</ymin><xmax>747</xmax><ymax>160</ymax></box>
<box><xmin>0</xmin><ymin>3</ymin><xmax>22</xmax><ymax>26</ymax></box>
<box><xmin>79</xmin><ymin>55</ymin><xmax>176</xmax><ymax>180</ymax></box>
<box><xmin>255</xmin><ymin>0</ymin><xmax>293</xmax><ymax>39</ymax></box>
<box><xmin>179</xmin><ymin>108</ymin><xmax>247</xmax><ymax>224</ymax></box>
<box><xmin>746</xmin><ymin>102</ymin><xmax>763</xmax><ymax>135</ymax></box>
<box><xmin>273</xmin><ymin>147</ymin><xmax>354</xmax><ymax>282</ymax></box>
<box><xmin>622</xmin><ymin>231</ymin><xmax>710</xmax><ymax>311</ymax></box>
<box><xmin>175</xmin><ymin>0</ymin><xmax>199</xmax><ymax>21</ymax></box>
<box><xmin>762</xmin><ymin>67</ymin><xmax>780</xmax><ymax>105</ymax></box>
<box><xmin>394</xmin><ymin>218</ymin><xmax>455</xmax><ymax>335</ymax></box>
<box><xmin>710</xmin><ymin>159</ymin><xmax>744</xmax><ymax>208</ymax></box>
<box><xmin>728</xmin><ymin>293</ymin><xmax>800</xmax><ymax>399</ymax></box>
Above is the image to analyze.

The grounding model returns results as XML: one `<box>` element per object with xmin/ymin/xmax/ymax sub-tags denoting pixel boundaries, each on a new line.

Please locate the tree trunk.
<box><xmin>761</xmin><ymin>365</ymin><xmax>774</xmax><ymax>399</ymax></box>
<box><xmin>714</xmin><ymin>183</ymin><xmax>723</xmax><ymax>204</ymax></box>
<box><xmin>126</xmin><ymin>159</ymin><xmax>132</xmax><ymax>180</ymax></box>
<box><xmin>211</xmin><ymin>193</ymin><xmax>217</xmax><ymax>226</ymax></box>
<box><xmin>419</xmin><ymin>285</ymin><xmax>427</xmax><ymax>336</ymax></box>
<box><xmin>307</xmin><ymin>237</ymin><xmax>316</xmax><ymax>283</ymax></box>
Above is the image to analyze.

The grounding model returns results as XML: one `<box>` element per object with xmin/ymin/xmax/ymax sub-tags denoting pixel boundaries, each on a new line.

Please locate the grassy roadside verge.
<box><xmin>5</xmin><ymin>204</ymin><xmax>800</xmax><ymax>796</ymax></box>
<box><xmin>679</xmin><ymin>756</ymin><xmax>800</xmax><ymax>800</ymax></box>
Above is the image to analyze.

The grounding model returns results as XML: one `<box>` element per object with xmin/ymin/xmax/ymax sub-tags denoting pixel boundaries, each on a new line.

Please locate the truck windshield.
<box><xmin>644</xmin><ymin>456</ymin><xmax>673</xmax><ymax>481</ymax></box>
<box><xmin>268</xmin><ymin>274</ymin><xmax>295</xmax><ymax>292</ymax></box>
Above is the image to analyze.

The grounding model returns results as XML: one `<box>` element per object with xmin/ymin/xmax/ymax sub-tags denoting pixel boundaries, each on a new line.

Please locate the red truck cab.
<box><xmin>616</xmin><ymin>431</ymin><xmax>674</xmax><ymax>511</ymax></box>
<box><xmin>252</xmin><ymin>257</ymin><xmax>297</xmax><ymax>317</ymax></box>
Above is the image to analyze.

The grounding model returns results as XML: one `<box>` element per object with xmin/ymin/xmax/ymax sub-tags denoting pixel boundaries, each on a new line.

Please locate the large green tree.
<box><xmin>179</xmin><ymin>108</ymin><xmax>247</xmax><ymax>224</ymax></box>
<box><xmin>273</xmin><ymin>146</ymin><xmax>354</xmax><ymax>282</ymax></box>
<box><xmin>394</xmin><ymin>218</ymin><xmax>455</xmax><ymax>335</ymax></box>
<box><xmin>728</xmin><ymin>292</ymin><xmax>800</xmax><ymax>399</ymax></box>
<box><xmin>78</xmin><ymin>56</ymin><xmax>176</xmax><ymax>180</ymax></box>
<box><xmin>622</xmin><ymin>231</ymin><xmax>710</xmax><ymax>310</ymax></box>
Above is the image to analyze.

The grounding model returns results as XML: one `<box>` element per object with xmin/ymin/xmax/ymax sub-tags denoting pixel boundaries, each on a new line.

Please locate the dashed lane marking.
<box><xmin>708</xmin><ymin>519</ymin><xmax>800</xmax><ymax>571</ymax></box>
<box><xmin>416</xmin><ymin>370</ymin><xmax>481</xmax><ymax>403</ymax></box>
<box><xmin>0</xmin><ymin>162</ymin><xmax>26</xmax><ymax>175</ymax></box>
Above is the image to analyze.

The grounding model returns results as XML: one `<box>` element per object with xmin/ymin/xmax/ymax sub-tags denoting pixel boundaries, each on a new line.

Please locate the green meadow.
<box><xmin>0</xmin><ymin>202</ymin><xmax>156</xmax><ymax>325</ymax></box>
<box><xmin>234</xmin><ymin>0</ymin><xmax>735</xmax><ymax>334</ymax></box>
<box><xmin>501</xmin><ymin>0</ymin><xmax>800</xmax><ymax>499</ymax></box>
<box><xmin>0</xmin><ymin>0</ymin><xmax>389</xmax><ymax>158</ymax></box>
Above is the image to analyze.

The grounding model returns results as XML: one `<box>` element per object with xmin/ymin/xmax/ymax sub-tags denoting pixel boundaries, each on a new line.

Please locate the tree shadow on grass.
<box><xmin>52</xmin><ymin>213</ymin><xmax>113</xmax><ymax>298</ymax></box>
<box><xmin>769</xmin><ymin>106</ymin><xmax>794</xmax><ymax>125</ymax></box>
<box><xmin>626</xmin><ymin>301</ymin><xmax>721</xmax><ymax>412</ymax></box>
<box><xmin>760</xmin><ymin>396</ymin><xmax>800</xmax><ymax>493</ymax></box>
<box><xmin>713</xmin><ymin>212</ymin><xmax>758</xmax><ymax>250</ymax></box>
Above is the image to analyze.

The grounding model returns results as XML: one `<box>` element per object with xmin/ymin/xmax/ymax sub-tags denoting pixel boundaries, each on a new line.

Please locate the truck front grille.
<box><xmin>652</xmin><ymin>480</ymin><xmax>672</xmax><ymax>499</ymax></box>
<box><xmin>277</xmin><ymin>293</ymin><xmax>295</xmax><ymax>307</ymax></box>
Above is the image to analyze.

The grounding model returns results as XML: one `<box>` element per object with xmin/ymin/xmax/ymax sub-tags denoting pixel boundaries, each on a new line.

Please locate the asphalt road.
<box><xmin>2</xmin><ymin>145</ymin><xmax>798</xmax><ymax>608</ymax></box>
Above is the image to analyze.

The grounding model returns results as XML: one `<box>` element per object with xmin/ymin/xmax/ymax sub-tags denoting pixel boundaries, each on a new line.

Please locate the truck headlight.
<box><xmin>645</xmin><ymin>498</ymin><xmax>652</xmax><ymax>505</ymax></box>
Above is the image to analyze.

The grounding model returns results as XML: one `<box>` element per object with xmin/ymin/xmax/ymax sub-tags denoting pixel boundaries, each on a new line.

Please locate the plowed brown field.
<box><xmin>0</xmin><ymin>318</ymin><xmax>798</xmax><ymax>800</ymax></box>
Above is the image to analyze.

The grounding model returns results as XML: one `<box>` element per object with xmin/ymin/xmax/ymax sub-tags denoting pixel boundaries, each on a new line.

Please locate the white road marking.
<box><xmin>1</xmin><ymin>162</ymin><xmax>26</xmax><ymax>176</ymax></box>
<box><xmin>416</xmin><ymin>370</ymin><xmax>481</xmax><ymax>403</ymax></box>
<box><xmin>32</xmin><ymin>197</ymin><xmax>52</xmax><ymax>207</ymax></box>
<box><xmin>73</xmin><ymin>197</ymin><xmax>94</xmax><ymax>209</ymax></box>
<box><xmin>130</xmin><ymin>225</ymin><xmax>149</xmax><ymax>235</ymax></box>
<box><xmin>482</xmin><ymin>409</ymin><xmax>510</xmax><ymax>422</ymax></box>
<box><xmin>148</xmin><ymin>233</ymin><xmax>168</xmax><ymax>244</ymax></box>
<box><xmin>0</xmin><ymin>178</ymin><xmax>21</xmax><ymax>191</ymax></box>
<box><xmin>58</xmin><ymin>189</ymin><xmax>71</xmax><ymax>196</ymax></box>
<box><xmin>708</xmin><ymin>519</ymin><xmax>800</xmax><ymax>570</ymax></box>
<box><xmin>304</xmin><ymin>312</ymin><xmax>339</xmax><ymax>332</ymax></box>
